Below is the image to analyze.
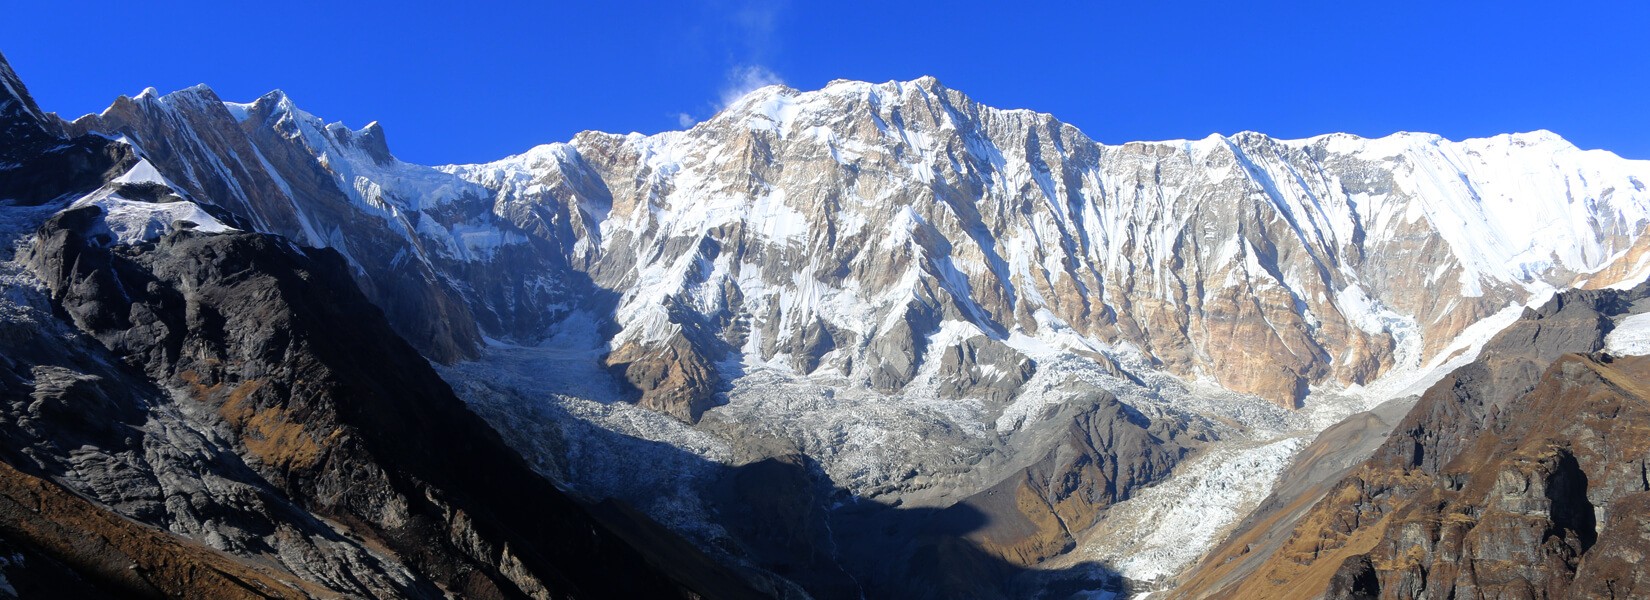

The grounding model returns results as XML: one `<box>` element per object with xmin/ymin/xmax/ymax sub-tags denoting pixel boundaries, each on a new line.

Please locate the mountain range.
<box><xmin>3</xmin><ymin>49</ymin><xmax>1650</xmax><ymax>598</ymax></box>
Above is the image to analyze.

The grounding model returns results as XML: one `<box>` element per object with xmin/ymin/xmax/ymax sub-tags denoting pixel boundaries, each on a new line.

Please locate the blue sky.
<box><xmin>4</xmin><ymin>1</ymin><xmax>1646</xmax><ymax>164</ymax></box>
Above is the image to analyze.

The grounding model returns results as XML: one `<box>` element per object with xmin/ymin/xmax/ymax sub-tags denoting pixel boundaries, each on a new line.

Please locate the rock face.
<box><xmin>1175</xmin><ymin>283</ymin><xmax>1650</xmax><ymax>599</ymax></box>
<box><xmin>606</xmin><ymin>334</ymin><xmax>722</xmax><ymax>422</ymax></box>
<box><xmin>0</xmin><ymin>52</ymin><xmax>760</xmax><ymax>599</ymax></box>
<box><xmin>0</xmin><ymin>453</ymin><xmax>352</xmax><ymax>599</ymax></box>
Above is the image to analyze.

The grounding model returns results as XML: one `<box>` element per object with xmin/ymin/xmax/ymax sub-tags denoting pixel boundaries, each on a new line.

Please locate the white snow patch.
<box><xmin>1606</xmin><ymin>312</ymin><xmax>1650</xmax><ymax>356</ymax></box>
<box><xmin>88</xmin><ymin>198</ymin><xmax>233</xmax><ymax>244</ymax></box>
<box><xmin>221</xmin><ymin>101</ymin><xmax>252</xmax><ymax>122</ymax></box>
<box><xmin>70</xmin><ymin>160</ymin><xmax>236</xmax><ymax>244</ymax></box>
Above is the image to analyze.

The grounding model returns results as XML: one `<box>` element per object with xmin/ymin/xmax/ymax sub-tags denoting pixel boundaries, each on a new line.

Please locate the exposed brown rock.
<box><xmin>934</xmin><ymin>335</ymin><xmax>1035</xmax><ymax>402</ymax></box>
<box><xmin>606</xmin><ymin>334</ymin><xmax>720</xmax><ymax>423</ymax></box>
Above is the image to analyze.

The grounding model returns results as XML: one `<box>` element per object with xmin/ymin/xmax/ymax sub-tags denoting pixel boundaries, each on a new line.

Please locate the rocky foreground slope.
<box><xmin>6</xmin><ymin>45</ymin><xmax>1650</xmax><ymax>598</ymax></box>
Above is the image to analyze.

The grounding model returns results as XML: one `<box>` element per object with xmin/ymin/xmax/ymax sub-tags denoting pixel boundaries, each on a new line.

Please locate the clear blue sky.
<box><xmin>4</xmin><ymin>1</ymin><xmax>1646</xmax><ymax>164</ymax></box>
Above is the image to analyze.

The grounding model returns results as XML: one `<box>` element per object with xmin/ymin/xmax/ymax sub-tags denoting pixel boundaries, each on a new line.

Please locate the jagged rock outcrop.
<box><xmin>606</xmin><ymin>333</ymin><xmax>721</xmax><ymax>422</ymax></box>
<box><xmin>934</xmin><ymin>335</ymin><xmax>1036</xmax><ymax>402</ymax></box>
<box><xmin>0</xmin><ymin>457</ymin><xmax>336</xmax><ymax>599</ymax></box>
<box><xmin>0</xmin><ymin>58</ymin><xmax>134</xmax><ymax>207</ymax></box>
<box><xmin>0</xmin><ymin>54</ymin><xmax>57</xmax><ymax>152</ymax></box>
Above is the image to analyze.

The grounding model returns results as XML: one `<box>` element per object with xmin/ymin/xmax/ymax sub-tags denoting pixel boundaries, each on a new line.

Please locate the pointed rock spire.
<box><xmin>0</xmin><ymin>51</ymin><xmax>59</xmax><ymax>155</ymax></box>
<box><xmin>356</xmin><ymin>121</ymin><xmax>395</xmax><ymax>165</ymax></box>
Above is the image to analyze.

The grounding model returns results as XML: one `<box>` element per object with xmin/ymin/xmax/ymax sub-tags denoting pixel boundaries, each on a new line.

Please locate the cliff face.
<box><xmin>1174</xmin><ymin>283</ymin><xmax>1650</xmax><ymax>599</ymax></box>
<box><xmin>0</xmin><ymin>55</ymin><xmax>134</xmax><ymax>208</ymax></box>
